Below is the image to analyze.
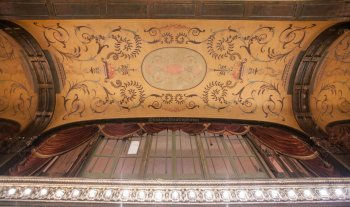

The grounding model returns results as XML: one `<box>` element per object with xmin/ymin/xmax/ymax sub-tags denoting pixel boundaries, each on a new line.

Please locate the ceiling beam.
<box><xmin>0</xmin><ymin>0</ymin><xmax>349</xmax><ymax>20</ymax></box>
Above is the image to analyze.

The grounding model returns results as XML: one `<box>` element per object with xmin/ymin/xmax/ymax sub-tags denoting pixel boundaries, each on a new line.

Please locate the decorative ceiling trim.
<box><xmin>291</xmin><ymin>22</ymin><xmax>350</xmax><ymax>138</ymax></box>
<box><xmin>0</xmin><ymin>176</ymin><xmax>349</xmax><ymax>206</ymax></box>
<box><xmin>0</xmin><ymin>0</ymin><xmax>349</xmax><ymax>20</ymax></box>
<box><xmin>0</xmin><ymin>20</ymin><xmax>56</xmax><ymax>137</ymax></box>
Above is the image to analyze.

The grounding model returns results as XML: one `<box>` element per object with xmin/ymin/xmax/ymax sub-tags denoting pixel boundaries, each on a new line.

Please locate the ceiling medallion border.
<box><xmin>141</xmin><ymin>47</ymin><xmax>207</xmax><ymax>91</ymax></box>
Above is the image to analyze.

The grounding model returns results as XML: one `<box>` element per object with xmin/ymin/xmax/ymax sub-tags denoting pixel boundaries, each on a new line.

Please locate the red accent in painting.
<box><xmin>164</xmin><ymin>64</ymin><xmax>185</xmax><ymax>74</ymax></box>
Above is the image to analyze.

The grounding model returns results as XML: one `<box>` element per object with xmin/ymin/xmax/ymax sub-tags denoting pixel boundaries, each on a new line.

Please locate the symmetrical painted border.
<box><xmin>0</xmin><ymin>177</ymin><xmax>349</xmax><ymax>206</ymax></box>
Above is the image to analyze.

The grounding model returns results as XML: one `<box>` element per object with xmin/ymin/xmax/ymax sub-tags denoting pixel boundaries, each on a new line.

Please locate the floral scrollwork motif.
<box><xmin>334</xmin><ymin>33</ymin><xmax>350</xmax><ymax>63</ymax></box>
<box><xmin>119</xmin><ymin>81</ymin><xmax>145</xmax><ymax>110</ymax></box>
<box><xmin>62</xmin><ymin>80</ymin><xmax>145</xmax><ymax>119</ymax></box>
<box><xmin>63</xmin><ymin>80</ymin><xmax>113</xmax><ymax>119</ymax></box>
<box><xmin>147</xmin><ymin>93</ymin><xmax>200</xmax><ymax>110</ymax></box>
<box><xmin>107</xmin><ymin>27</ymin><xmax>142</xmax><ymax>60</ymax></box>
<box><xmin>202</xmin><ymin>80</ymin><xmax>285</xmax><ymax>120</ymax></box>
<box><xmin>0</xmin><ymin>80</ymin><xmax>33</xmax><ymax>119</ymax></box>
<box><xmin>34</xmin><ymin>22</ymin><xmax>111</xmax><ymax>61</ymax></box>
<box><xmin>325</xmin><ymin>67</ymin><xmax>350</xmax><ymax>77</ymax></box>
<box><xmin>207</xmin><ymin>28</ymin><xmax>249</xmax><ymax>61</ymax></box>
<box><xmin>62</xmin><ymin>79</ymin><xmax>285</xmax><ymax>120</ymax></box>
<box><xmin>313</xmin><ymin>82</ymin><xmax>350</xmax><ymax>121</ymax></box>
<box><xmin>207</xmin><ymin>24</ymin><xmax>315</xmax><ymax>62</ymax></box>
<box><xmin>34</xmin><ymin>23</ymin><xmax>142</xmax><ymax>62</ymax></box>
<box><xmin>143</xmin><ymin>25</ymin><xmax>206</xmax><ymax>44</ymax></box>
<box><xmin>233</xmin><ymin>82</ymin><xmax>285</xmax><ymax>120</ymax></box>
<box><xmin>202</xmin><ymin>81</ymin><xmax>233</xmax><ymax>110</ymax></box>
<box><xmin>0</xmin><ymin>32</ymin><xmax>14</xmax><ymax>61</ymax></box>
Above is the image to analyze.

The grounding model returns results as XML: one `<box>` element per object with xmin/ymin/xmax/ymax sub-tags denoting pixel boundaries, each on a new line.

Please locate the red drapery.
<box><xmin>250</xmin><ymin>126</ymin><xmax>316</xmax><ymax>158</ymax></box>
<box><xmin>9</xmin><ymin>123</ymin><xmax>342</xmax><ymax>177</ymax></box>
<box><xmin>9</xmin><ymin>156</ymin><xmax>51</xmax><ymax>176</ymax></box>
<box><xmin>249</xmin><ymin>126</ymin><xmax>340</xmax><ymax>177</ymax></box>
<box><xmin>326</xmin><ymin>123</ymin><xmax>350</xmax><ymax>151</ymax></box>
<box><xmin>101</xmin><ymin>123</ymin><xmax>248</xmax><ymax>136</ymax></box>
<box><xmin>140</xmin><ymin>123</ymin><xmax>207</xmax><ymax>134</ymax></box>
<box><xmin>100</xmin><ymin>123</ymin><xmax>142</xmax><ymax>138</ymax></box>
<box><xmin>33</xmin><ymin>125</ymin><xmax>99</xmax><ymax>158</ymax></box>
<box><xmin>207</xmin><ymin>124</ymin><xmax>249</xmax><ymax>135</ymax></box>
<box><xmin>9</xmin><ymin>125</ymin><xmax>99</xmax><ymax>176</ymax></box>
<box><xmin>301</xmin><ymin>157</ymin><xmax>340</xmax><ymax>177</ymax></box>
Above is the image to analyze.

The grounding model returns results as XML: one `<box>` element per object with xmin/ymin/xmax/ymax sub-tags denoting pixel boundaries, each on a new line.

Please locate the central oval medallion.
<box><xmin>142</xmin><ymin>47</ymin><xmax>207</xmax><ymax>91</ymax></box>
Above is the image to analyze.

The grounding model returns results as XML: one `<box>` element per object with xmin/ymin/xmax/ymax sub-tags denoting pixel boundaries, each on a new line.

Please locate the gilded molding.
<box><xmin>0</xmin><ymin>176</ymin><xmax>349</xmax><ymax>205</ymax></box>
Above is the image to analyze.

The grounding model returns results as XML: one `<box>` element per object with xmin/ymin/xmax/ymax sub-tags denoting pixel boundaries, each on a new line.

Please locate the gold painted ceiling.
<box><xmin>311</xmin><ymin>30</ymin><xmax>350</xmax><ymax>129</ymax></box>
<box><xmin>2</xmin><ymin>19</ymin><xmax>347</xmax><ymax>132</ymax></box>
<box><xmin>0</xmin><ymin>30</ymin><xmax>38</xmax><ymax>129</ymax></box>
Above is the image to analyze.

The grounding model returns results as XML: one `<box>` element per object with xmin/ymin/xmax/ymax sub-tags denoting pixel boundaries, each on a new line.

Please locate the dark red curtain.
<box><xmin>10</xmin><ymin>123</ymin><xmax>342</xmax><ymax>177</ymax></box>
<box><xmin>101</xmin><ymin>123</ymin><xmax>142</xmax><ymax>138</ymax></box>
<box><xmin>141</xmin><ymin>123</ymin><xmax>207</xmax><ymax>134</ymax></box>
<box><xmin>250</xmin><ymin>126</ymin><xmax>316</xmax><ymax>158</ymax></box>
<box><xmin>250</xmin><ymin>126</ymin><xmax>340</xmax><ymax>177</ymax></box>
<box><xmin>9</xmin><ymin>157</ymin><xmax>51</xmax><ymax>176</ymax></box>
<box><xmin>207</xmin><ymin>124</ymin><xmax>249</xmax><ymax>135</ymax></box>
<box><xmin>326</xmin><ymin>123</ymin><xmax>350</xmax><ymax>151</ymax></box>
<box><xmin>101</xmin><ymin>123</ymin><xmax>251</xmax><ymax>137</ymax></box>
<box><xmin>9</xmin><ymin>125</ymin><xmax>99</xmax><ymax>176</ymax></box>
<box><xmin>301</xmin><ymin>158</ymin><xmax>340</xmax><ymax>177</ymax></box>
<box><xmin>33</xmin><ymin>125</ymin><xmax>99</xmax><ymax>158</ymax></box>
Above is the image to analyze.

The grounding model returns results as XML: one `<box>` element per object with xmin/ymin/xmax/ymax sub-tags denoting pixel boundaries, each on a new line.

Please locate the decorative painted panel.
<box><xmin>142</xmin><ymin>47</ymin><xmax>207</xmax><ymax>91</ymax></box>
<box><xmin>14</xmin><ymin>20</ymin><xmax>336</xmax><ymax>131</ymax></box>
<box><xmin>0</xmin><ymin>30</ymin><xmax>37</xmax><ymax>130</ymax></box>
<box><xmin>311</xmin><ymin>31</ymin><xmax>350</xmax><ymax>130</ymax></box>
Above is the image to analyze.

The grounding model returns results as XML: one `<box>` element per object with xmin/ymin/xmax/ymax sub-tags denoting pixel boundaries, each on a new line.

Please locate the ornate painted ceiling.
<box><xmin>311</xmin><ymin>31</ymin><xmax>350</xmax><ymax>129</ymax></box>
<box><xmin>1</xmin><ymin>19</ymin><xmax>349</xmax><ymax>133</ymax></box>
<box><xmin>0</xmin><ymin>30</ymin><xmax>38</xmax><ymax>129</ymax></box>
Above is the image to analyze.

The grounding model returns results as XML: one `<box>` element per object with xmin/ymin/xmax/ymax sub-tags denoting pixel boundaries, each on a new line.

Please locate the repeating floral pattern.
<box><xmin>0</xmin><ymin>80</ymin><xmax>33</xmax><ymax>119</ymax></box>
<box><xmin>313</xmin><ymin>81</ymin><xmax>350</xmax><ymax>122</ymax></box>
<box><xmin>63</xmin><ymin>80</ymin><xmax>145</xmax><ymax>119</ymax></box>
<box><xmin>32</xmin><ymin>22</ymin><xmax>316</xmax><ymax>122</ymax></box>
<box><xmin>0</xmin><ymin>33</ymin><xmax>14</xmax><ymax>62</ymax></box>
<box><xmin>62</xmin><ymin>79</ymin><xmax>285</xmax><ymax>120</ymax></box>
<box><xmin>312</xmin><ymin>32</ymin><xmax>350</xmax><ymax>127</ymax></box>
<box><xmin>335</xmin><ymin>32</ymin><xmax>350</xmax><ymax>63</ymax></box>
<box><xmin>34</xmin><ymin>23</ymin><xmax>142</xmax><ymax>62</ymax></box>
<box><xmin>0</xmin><ymin>31</ymin><xmax>35</xmax><ymax>123</ymax></box>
